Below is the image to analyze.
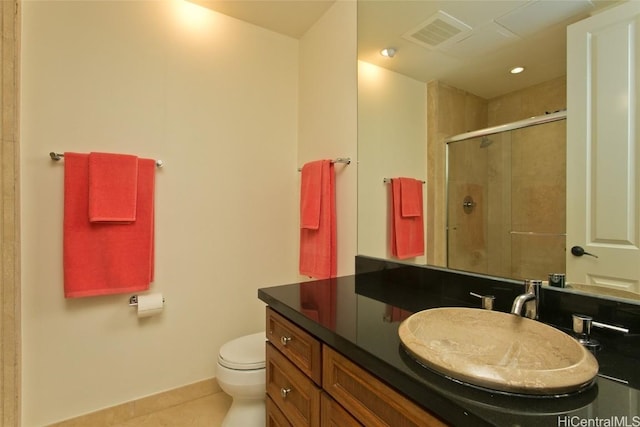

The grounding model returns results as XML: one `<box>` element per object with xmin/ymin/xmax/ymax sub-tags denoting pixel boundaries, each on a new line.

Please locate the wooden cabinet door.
<box><xmin>321</xmin><ymin>392</ymin><xmax>362</xmax><ymax>427</ymax></box>
<box><xmin>267</xmin><ymin>307</ymin><xmax>322</xmax><ymax>385</ymax></box>
<box><xmin>322</xmin><ymin>345</ymin><xmax>448</xmax><ymax>427</ymax></box>
<box><xmin>267</xmin><ymin>395</ymin><xmax>293</xmax><ymax>427</ymax></box>
<box><xmin>266</xmin><ymin>343</ymin><xmax>321</xmax><ymax>427</ymax></box>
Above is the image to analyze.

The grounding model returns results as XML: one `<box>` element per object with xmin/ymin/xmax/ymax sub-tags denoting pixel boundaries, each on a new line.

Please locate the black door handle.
<box><xmin>571</xmin><ymin>246</ymin><xmax>599</xmax><ymax>258</ymax></box>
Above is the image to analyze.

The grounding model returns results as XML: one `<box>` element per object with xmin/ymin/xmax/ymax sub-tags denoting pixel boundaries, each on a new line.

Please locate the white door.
<box><xmin>566</xmin><ymin>1</ymin><xmax>640</xmax><ymax>295</ymax></box>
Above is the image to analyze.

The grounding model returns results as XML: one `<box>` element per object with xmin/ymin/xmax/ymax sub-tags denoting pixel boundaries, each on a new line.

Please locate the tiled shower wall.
<box><xmin>1</xmin><ymin>0</ymin><xmax>21</xmax><ymax>425</ymax></box>
<box><xmin>509</xmin><ymin>119</ymin><xmax>566</xmax><ymax>279</ymax></box>
<box><xmin>429</xmin><ymin>77</ymin><xmax>566</xmax><ymax>278</ymax></box>
<box><xmin>426</xmin><ymin>81</ymin><xmax>487</xmax><ymax>267</ymax></box>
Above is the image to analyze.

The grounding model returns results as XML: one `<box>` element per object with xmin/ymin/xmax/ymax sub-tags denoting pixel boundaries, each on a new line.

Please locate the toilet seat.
<box><xmin>218</xmin><ymin>331</ymin><xmax>266</xmax><ymax>370</ymax></box>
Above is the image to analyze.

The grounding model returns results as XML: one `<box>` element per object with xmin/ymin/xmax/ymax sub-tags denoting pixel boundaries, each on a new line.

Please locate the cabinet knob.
<box><xmin>280</xmin><ymin>387</ymin><xmax>291</xmax><ymax>398</ymax></box>
<box><xmin>280</xmin><ymin>336</ymin><xmax>292</xmax><ymax>346</ymax></box>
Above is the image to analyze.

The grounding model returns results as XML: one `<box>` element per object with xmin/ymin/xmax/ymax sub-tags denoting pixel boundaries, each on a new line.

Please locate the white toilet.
<box><xmin>217</xmin><ymin>332</ymin><xmax>267</xmax><ymax>427</ymax></box>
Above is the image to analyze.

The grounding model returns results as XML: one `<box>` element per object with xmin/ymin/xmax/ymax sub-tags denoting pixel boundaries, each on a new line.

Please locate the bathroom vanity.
<box><xmin>258</xmin><ymin>256</ymin><xmax>640</xmax><ymax>426</ymax></box>
<box><xmin>265</xmin><ymin>307</ymin><xmax>446</xmax><ymax>426</ymax></box>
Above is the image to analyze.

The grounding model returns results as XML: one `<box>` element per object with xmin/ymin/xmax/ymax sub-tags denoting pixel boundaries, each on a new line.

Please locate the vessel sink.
<box><xmin>398</xmin><ymin>307</ymin><xmax>599</xmax><ymax>396</ymax></box>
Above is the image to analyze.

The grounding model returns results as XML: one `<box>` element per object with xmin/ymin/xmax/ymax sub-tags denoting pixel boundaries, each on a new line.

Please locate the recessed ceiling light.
<box><xmin>380</xmin><ymin>48</ymin><xmax>397</xmax><ymax>58</ymax></box>
<box><xmin>510</xmin><ymin>66</ymin><xmax>525</xmax><ymax>74</ymax></box>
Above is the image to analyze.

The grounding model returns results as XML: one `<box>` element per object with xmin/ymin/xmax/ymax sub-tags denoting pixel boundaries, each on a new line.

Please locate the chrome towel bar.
<box><xmin>383</xmin><ymin>178</ymin><xmax>425</xmax><ymax>184</ymax></box>
<box><xmin>297</xmin><ymin>157</ymin><xmax>351</xmax><ymax>171</ymax></box>
<box><xmin>50</xmin><ymin>152</ymin><xmax>164</xmax><ymax>168</ymax></box>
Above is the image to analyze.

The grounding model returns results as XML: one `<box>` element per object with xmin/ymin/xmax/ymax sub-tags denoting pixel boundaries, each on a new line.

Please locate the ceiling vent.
<box><xmin>403</xmin><ymin>10</ymin><xmax>472</xmax><ymax>50</ymax></box>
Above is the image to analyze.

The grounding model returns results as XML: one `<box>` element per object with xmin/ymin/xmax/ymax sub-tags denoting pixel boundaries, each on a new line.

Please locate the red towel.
<box><xmin>300</xmin><ymin>161</ymin><xmax>323</xmax><ymax>230</ymax></box>
<box><xmin>391</xmin><ymin>177</ymin><xmax>424</xmax><ymax>259</ymax></box>
<box><xmin>63</xmin><ymin>152</ymin><xmax>155</xmax><ymax>298</ymax></box>
<box><xmin>299</xmin><ymin>160</ymin><xmax>336</xmax><ymax>279</ymax></box>
<box><xmin>400</xmin><ymin>178</ymin><xmax>422</xmax><ymax>217</ymax></box>
<box><xmin>88</xmin><ymin>152</ymin><xmax>138</xmax><ymax>222</ymax></box>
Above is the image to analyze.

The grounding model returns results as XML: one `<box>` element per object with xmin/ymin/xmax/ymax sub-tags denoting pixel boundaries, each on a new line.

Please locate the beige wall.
<box><xmin>488</xmin><ymin>76</ymin><xmax>566</xmax><ymax>126</ymax></box>
<box><xmin>357</xmin><ymin>62</ymin><xmax>427</xmax><ymax>263</ymax></box>
<box><xmin>20</xmin><ymin>1</ymin><xmax>356</xmax><ymax>425</ymax></box>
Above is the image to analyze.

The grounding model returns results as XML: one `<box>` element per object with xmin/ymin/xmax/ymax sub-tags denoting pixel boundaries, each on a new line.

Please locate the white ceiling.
<box><xmin>190</xmin><ymin>0</ymin><xmax>336</xmax><ymax>38</ymax></box>
<box><xmin>358</xmin><ymin>0</ymin><xmax>620</xmax><ymax>99</ymax></box>
<box><xmin>192</xmin><ymin>0</ymin><xmax>621</xmax><ymax>99</ymax></box>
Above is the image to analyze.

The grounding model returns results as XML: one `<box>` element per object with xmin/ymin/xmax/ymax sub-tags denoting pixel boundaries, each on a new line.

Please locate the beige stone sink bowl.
<box><xmin>398</xmin><ymin>307</ymin><xmax>599</xmax><ymax>396</ymax></box>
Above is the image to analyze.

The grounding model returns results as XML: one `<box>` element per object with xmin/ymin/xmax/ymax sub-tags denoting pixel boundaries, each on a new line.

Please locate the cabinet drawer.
<box><xmin>266</xmin><ymin>307</ymin><xmax>322</xmax><ymax>385</ymax></box>
<box><xmin>267</xmin><ymin>342</ymin><xmax>321</xmax><ymax>427</ymax></box>
<box><xmin>321</xmin><ymin>392</ymin><xmax>362</xmax><ymax>427</ymax></box>
<box><xmin>322</xmin><ymin>346</ymin><xmax>449</xmax><ymax>427</ymax></box>
<box><xmin>267</xmin><ymin>395</ymin><xmax>292</xmax><ymax>427</ymax></box>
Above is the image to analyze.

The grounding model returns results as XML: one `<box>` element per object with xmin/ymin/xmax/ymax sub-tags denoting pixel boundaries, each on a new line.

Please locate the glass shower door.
<box><xmin>446</xmin><ymin>120</ymin><xmax>566</xmax><ymax>280</ymax></box>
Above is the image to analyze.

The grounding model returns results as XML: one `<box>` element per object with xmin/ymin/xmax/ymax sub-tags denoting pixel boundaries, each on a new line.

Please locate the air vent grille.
<box><xmin>403</xmin><ymin>10</ymin><xmax>472</xmax><ymax>49</ymax></box>
<box><xmin>411</xmin><ymin>19</ymin><xmax>464</xmax><ymax>46</ymax></box>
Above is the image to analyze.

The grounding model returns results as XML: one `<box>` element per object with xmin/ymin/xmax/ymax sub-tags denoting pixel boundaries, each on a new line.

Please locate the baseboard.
<box><xmin>49</xmin><ymin>378</ymin><xmax>221</xmax><ymax>426</ymax></box>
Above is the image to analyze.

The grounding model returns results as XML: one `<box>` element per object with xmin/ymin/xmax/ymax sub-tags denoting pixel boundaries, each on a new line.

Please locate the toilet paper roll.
<box><xmin>137</xmin><ymin>293</ymin><xmax>164</xmax><ymax>318</ymax></box>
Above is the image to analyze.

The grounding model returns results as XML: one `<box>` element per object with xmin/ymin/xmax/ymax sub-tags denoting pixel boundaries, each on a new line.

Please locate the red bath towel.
<box><xmin>391</xmin><ymin>177</ymin><xmax>424</xmax><ymax>259</ymax></box>
<box><xmin>63</xmin><ymin>152</ymin><xmax>155</xmax><ymax>298</ymax></box>
<box><xmin>299</xmin><ymin>160</ymin><xmax>336</xmax><ymax>279</ymax></box>
<box><xmin>88</xmin><ymin>152</ymin><xmax>138</xmax><ymax>222</ymax></box>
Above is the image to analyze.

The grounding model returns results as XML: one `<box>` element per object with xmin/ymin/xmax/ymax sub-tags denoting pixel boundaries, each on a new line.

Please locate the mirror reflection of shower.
<box><xmin>446</xmin><ymin>112</ymin><xmax>566</xmax><ymax>280</ymax></box>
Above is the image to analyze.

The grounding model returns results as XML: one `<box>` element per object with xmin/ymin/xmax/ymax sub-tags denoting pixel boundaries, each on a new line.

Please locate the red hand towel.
<box><xmin>391</xmin><ymin>178</ymin><xmax>424</xmax><ymax>259</ymax></box>
<box><xmin>299</xmin><ymin>160</ymin><xmax>336</xmax><ymax>279</ymax></box>
<box><xmin>300</xmin><ymin>161</ymin><xmax>323</xmax><ymax>230</ymax></box>
<box><xmin>63</xmin><ymin>153</ymin><xmax>155</xmax><ymax>298</ymax></box>
<box><xmin>400</xmin><ymin>177</ymin><xmax>422</xmax><ymax>217</ymax></box>
<box><xmin>88</xmin><ymin>152</ymin><xmax>139</xmax><ymax>222</ymax></box>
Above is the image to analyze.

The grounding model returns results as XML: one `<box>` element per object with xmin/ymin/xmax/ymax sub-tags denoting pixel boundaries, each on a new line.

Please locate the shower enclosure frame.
<box><xmin>444</xmin><ymin>110</ymin><xmax>566</xmax><ymax>144</ymax></box>
<box><xmin>444</xmin><ymin>110</ymin><xmax>567</xmax><ymax>278</ymax></box>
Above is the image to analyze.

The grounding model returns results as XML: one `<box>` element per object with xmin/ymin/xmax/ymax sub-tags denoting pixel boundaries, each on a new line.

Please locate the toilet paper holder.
<box><xmin>129</xmin><ymin>295</ymin><xmax>165</xmax><ymax>306</ymax></box>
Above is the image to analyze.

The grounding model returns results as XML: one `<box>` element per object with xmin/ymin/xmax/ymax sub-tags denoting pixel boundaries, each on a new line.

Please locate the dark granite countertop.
<box><xmin>258</xmin><ymin>262</ymin><xmax>640</xmax><ymax>427</ymax></box>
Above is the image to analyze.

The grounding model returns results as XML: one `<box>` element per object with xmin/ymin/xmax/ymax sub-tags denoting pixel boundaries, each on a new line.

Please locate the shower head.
<box><xmin>480</xmin><ymin>136</ymin><xmax>493</xmax><ymax>148</ymax></box>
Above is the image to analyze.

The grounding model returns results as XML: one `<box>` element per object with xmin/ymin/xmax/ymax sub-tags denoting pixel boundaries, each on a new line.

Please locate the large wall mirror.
<box><xmin>356</xmin><ymin>0</ymin><xmax>640</xmax><ymax>303</ymax></box>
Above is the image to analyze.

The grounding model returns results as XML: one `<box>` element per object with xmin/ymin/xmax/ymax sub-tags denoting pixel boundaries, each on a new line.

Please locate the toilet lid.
<box><xmin>218</xmin><ymin>331</ymin><xmax>266</xmax><ymax>370</ymax></box>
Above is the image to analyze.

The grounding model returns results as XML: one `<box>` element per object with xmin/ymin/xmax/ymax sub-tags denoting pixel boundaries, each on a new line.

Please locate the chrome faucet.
<box><xmin>510</xmin><ymin>280</ymin><xmax>542</xmax><ymax>319</ymax></box>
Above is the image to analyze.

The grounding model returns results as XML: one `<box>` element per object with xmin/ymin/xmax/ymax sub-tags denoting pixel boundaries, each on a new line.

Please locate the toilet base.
<box><xmin>221</xmin><ymin>397</ymin><xmax>265</xmax><ymax>427</ymax></box>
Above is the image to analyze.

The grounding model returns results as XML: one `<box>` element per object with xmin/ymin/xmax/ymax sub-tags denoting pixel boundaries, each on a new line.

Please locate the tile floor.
<box><xmin>112</xmin><ymin>392</ymin><xmax>232</xmax><ymax>427</ymax></box>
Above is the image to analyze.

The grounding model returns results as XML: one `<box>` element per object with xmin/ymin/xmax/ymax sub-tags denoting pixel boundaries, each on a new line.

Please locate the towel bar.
<box><xmin>331</xmin><ymin>157</ymin><xmax>351</xmax><ymax>165</ymax></box>
<box><xmin>297</xmin><ymin>157</ymin><xmax>351</xmax><ymax>171</ymax></box>
<box><xmin>50</xmin><ymin>152</ymin><xmax>164</xmax><ymax>168</ymax></box>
